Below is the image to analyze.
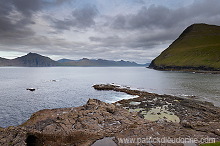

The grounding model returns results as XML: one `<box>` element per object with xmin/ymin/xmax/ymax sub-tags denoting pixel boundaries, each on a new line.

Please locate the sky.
<box><xmin>0</xmin><ymin>0</ymin><xmax>220</xmax><ymax>63</ymax></box>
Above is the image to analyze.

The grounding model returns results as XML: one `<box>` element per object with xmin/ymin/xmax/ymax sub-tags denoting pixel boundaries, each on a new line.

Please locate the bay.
<box><xmin>0</xmin><ymin>67</ymin><xmax>220</xmax><ymax>127</ymax></box>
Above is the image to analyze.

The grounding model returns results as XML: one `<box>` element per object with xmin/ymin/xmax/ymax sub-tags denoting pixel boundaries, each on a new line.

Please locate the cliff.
<box><xmin>0</xmin><ymin>57</ymin><xmax>11</xmax><ymax>66</ymax></box>
<box><xmin>149</xmin><ymin>23</ymin><xmax>220</xmax><ymax>71</ymax></box>
<box><xmin>0</xmin><ymin>53</ymin><xmax>57</xmax><ymax>67</ymax></box>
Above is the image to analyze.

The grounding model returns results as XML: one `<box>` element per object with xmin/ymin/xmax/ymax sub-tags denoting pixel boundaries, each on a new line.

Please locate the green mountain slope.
<box><xmin>149</xmin><ymin>23</ymin><xmax>220</xmax><ymax>71</ymax></box>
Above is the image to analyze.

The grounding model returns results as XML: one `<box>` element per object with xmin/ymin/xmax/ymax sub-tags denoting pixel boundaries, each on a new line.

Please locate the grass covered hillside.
<box><xmin>150</xmin><ymin>23</ymin><xmax>220</xmax><ymax>71</ymax></box>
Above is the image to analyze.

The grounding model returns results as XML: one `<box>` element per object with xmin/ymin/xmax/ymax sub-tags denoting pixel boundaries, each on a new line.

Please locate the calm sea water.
<box><xmin>0</xmin><ymin>67</ymin><xmax>220</xmax><ymax>127</ymax></box>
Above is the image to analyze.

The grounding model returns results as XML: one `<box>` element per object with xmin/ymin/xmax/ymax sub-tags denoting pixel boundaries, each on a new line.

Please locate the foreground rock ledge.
<box><xmin>0</xmin><ymin>84</ymin><xmax>220</xmax><ymax>146</ymax></box>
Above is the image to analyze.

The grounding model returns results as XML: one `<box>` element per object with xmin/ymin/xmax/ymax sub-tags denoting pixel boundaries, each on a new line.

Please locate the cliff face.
<box><xmin>11</xmin><ymin>53</ymin><xmax>57</xmax><ymax>67</ymax></box>
<box><xmin>0</xmin><ymin>57</ymin><xmax>11</xmax><ymax>66</ymax></box>
<box><xmin>0</xmin><ymin>53</ymin><xmax>57</xmax><ymax>67</ymax></box>
<box><xmin>149</xmin><ymin>23</ymin><xmax>220</xmax><ymax>71</ymax></box>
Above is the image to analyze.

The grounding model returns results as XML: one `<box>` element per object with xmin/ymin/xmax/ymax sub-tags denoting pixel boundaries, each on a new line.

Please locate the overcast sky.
<box><xmin>0</xmin><ymin>0</ymin><xmax>220</xmax><ymax>63</ymax></box>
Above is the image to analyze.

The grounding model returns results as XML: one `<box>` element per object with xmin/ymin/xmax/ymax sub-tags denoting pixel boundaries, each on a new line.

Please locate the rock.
<box><xmin>106</xmin><ymin>104</ymin><xmax>116</xmax><ymax>114</ymax></box>
<box><xmin>1</xmin><ymin>84</ymin><xmax>220</xmax><ymax>145</ymax></box>
<box><xmin>214</xmin><ymin>129</ymin><xmax>220</xmax><ymax>136</ymax></box>
<box><xmin>85</xmin><ymin>99</ymin><xmax>115</xmax><ymax>114</ymax></box>
<box><xmin>0</xmin><ymin>98</ymin><xmax>143</xmax><ymax>145</ymax></box>
<box><xmin>181</xmin><ymin>120</ymin><xmax>193</xmax><ymax>128</ymax></box>
<box><xmin>26</xmin><ymin>88</ymin><xmax>35</xmax><ymax>91</ymax></box>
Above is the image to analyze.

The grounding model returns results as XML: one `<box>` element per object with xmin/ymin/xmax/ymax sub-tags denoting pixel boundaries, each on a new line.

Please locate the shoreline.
<box><xmin>93</xmin><ymin>84</ymin><xmax>219</xmax><ymax>122</ymax></box>
<box><xmin>147</xmin><ymin>66</ymin><xmax>220</xmax><ymax>74</ymax></box>
<box><xmin>1</xmin><ymin>84</ymin><xmax>220</xmax><ymax>145</ymax></box>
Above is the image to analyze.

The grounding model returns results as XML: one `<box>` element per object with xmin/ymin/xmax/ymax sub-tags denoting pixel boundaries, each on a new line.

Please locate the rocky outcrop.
<box><xmin>1</xmin><ymin>84</ymin><xmax>220</xmax><ymax>145</ymax></box>
<box><xmin>94</xmin><ymin>84</ymin><xmax>220</xmax><ymax>122</ymax></box>
<box><xmin>0</xmin><ymin>99</ymin><xmax>144</xmax><ymax>145</ymax></box>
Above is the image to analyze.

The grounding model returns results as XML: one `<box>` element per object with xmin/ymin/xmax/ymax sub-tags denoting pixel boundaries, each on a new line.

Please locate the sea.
<box><xmin>0</xmin><ymin>67</ymin><xmax>220</xmax><ymax>128</ymax></box>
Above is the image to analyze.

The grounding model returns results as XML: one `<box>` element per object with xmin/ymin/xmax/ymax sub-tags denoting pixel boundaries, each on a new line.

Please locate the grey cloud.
<box><xmin>52</xmin><ymin>5</ymin><xmax>98</xmax><ymax>30</ymax></box>
<box><xmin>0</xmin><ymin>1</ymin><xmax>16</xmax><ymax>32</ymax></box>
<box><xmin>11</xmin><ymin>0</ymin><xmax>71</xmax><ymax>16</ymax></box>
<box><xmin>129</xmin><ymin>5</ymin><xmax>171</xmax><ymax>29</ymax></box>
<box><xmin>90</xmin><ymin>35</ymin><xmax>121</xmax><ymax>45</ymax></box>
<box><xmin>98</xmin><ymin>0</ymin><xmax>220</xmax><ymax>54</ymax></box>
<box><xmin>89</xmin><ymin>29</ymin><xmax>175</xmax><ymax>50</ymax></box>
<box><xmin>12</xmin><ymin>0</ymin><xmax>42</xmax><ymax>16</ymax></box>
<box><xmin>111</xmin><ymin>0</ymin><xmax>220</xmax><ymax>30</ymax></box>
<box><xmin>189</xmin><ymin>0</ymin><xmax>220</xmax><ymax>17</ymax></box>
<box><xmin>0</xmin><ymin>0</ymin><xmax>71</xmax><ymax>38</ymax></box>
<box><xmin>0</xmin><ymin>1</ymin><xmax>35</xmax><ymax>39</ymax></box>
<box><xmin>52</xmin><ymin>19</ymin><xmax>73</xmax><ymax>30</ymax></box>
<box><xmin>53</xmin><ymin>0</ymin><xmax>72</xmax><ymax>5</ymax></box>
<box><xmin>134</xmin><ymin>0</ymin><xmax>145</xmax><ymax>4</ymax></box>
<box><xmin>111</xmin><ymin>15</ymin><xmax>126</xmax><ymax>29</ymax></box>
<box><xmin>72</xmin><ymin>5</ymin><xmax>98</xmax><ymax>27</ymax></box>
<box><xmin>111</xmin><ymin>5</ymin><xmax>172</xmax><ymax>30</ymax></box>
<box><xmin>0</xmin><ymin>0</ymin><xmax>41</xmax><ymax>40</ymax></box>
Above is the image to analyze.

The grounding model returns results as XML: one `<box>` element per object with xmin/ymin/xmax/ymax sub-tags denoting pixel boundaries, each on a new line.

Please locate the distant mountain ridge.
<box><xmin>57</xmin><ymin>58</ymin><xmax>144</xmax><ymax>66</ymax></box>
<box><xmin>149</xmin><ymin>23</ymin><xmax>220</xmax><ymax>71</ymax></box>
<box><xmin>57</xmin><ymin>59</ymin><xmax>77</xmax><ymax>63</ymax></box>
<box><xmin>0</xmin><ymin>53</ymin><xmax>146</xmax><ymax>67</ymax></box>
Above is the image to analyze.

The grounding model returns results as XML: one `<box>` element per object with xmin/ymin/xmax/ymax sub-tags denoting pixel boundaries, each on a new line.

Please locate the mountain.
<box><xmin>0</xmin><ymin>57</ymin><xmax>10</xmax><ymax>66</ymax></box>
<box><xmin>11</xmin><ymin>52</ymin><xmax>57</xmax><ymax>67</ymax></box>
<box><xmin>0</xmin><ymin>53</ymin><xmax>57</xmax><ymax>67</ymax></box>
<box><xmin>0</xmin><ymin>53</ymin><xmax>145</xmax><ymax>67</ymax></box>
<box><xmin>57</xmin><ymin>58</ymin><xmax>76</xmax><ymax>63</ymax></box>
<box><xmin>58</xmin><ymin>58</ymin><xmax>144</xmax><ymax>66</ymax></box>
<box><xmin>149</xmin><ymin>23</ymin><xmax>220</xmax><ymax>71</ymax></box>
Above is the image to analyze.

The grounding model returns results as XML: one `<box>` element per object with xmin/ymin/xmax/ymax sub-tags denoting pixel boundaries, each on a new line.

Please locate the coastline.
<box><xmin>0</xmin><ymin>84</ymin><xmax>220</xmax><ymax>145</ymax></box>
<box><xmin>148</xmin><ymin>60</ymin><xmax>220</xmax><ymax>74</ymax></box>
<box><xmin>147</xmin><ymin>66</ymin><xmax>220</xmax><ymax>74</ymax></box>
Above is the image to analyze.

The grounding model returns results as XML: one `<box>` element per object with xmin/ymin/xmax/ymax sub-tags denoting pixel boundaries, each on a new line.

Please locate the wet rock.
<box><xmin>26</xmin><ymin>88</ymin><xmax>35</xmax><ymax>91</ymax></box>
<box><xmin>1</xmin><ymin>84</ymin><xmax>220</xmax><ymax>145</ymax></box>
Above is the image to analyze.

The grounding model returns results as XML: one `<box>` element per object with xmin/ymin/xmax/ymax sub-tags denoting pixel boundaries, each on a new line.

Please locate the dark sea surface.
<box><xmin>0</xmin><ymin>67</ymin><xmax>220</xmax><ymax>127</ymax></box>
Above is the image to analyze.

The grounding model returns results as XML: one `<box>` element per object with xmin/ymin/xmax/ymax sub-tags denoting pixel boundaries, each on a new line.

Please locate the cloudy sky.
<box><xmin>0</xmin><ymin>0</ymin><xmax>220</xmax><ymax>63</ymax></box>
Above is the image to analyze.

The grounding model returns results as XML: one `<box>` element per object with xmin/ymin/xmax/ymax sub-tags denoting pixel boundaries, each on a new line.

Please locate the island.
<box><xmin>149</xmin><ymin>23</ymin><xmax>220</xmax><ymax>72</ymax></box>
<box><xmin>0</xmin><ymin>84</ymin><xmax>219</xmax><ymax>145</ymax></box>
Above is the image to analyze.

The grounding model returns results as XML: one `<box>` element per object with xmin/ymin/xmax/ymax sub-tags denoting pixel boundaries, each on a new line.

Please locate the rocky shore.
<box><xmin>148</xmin><ymin>63</ymin><xmax>220</xmax><ymax>74</ymax></box>
<box><xmin>1</xmin><ymin>84</ymin><xmax>220</xmax><ymax>145</ymax></box>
